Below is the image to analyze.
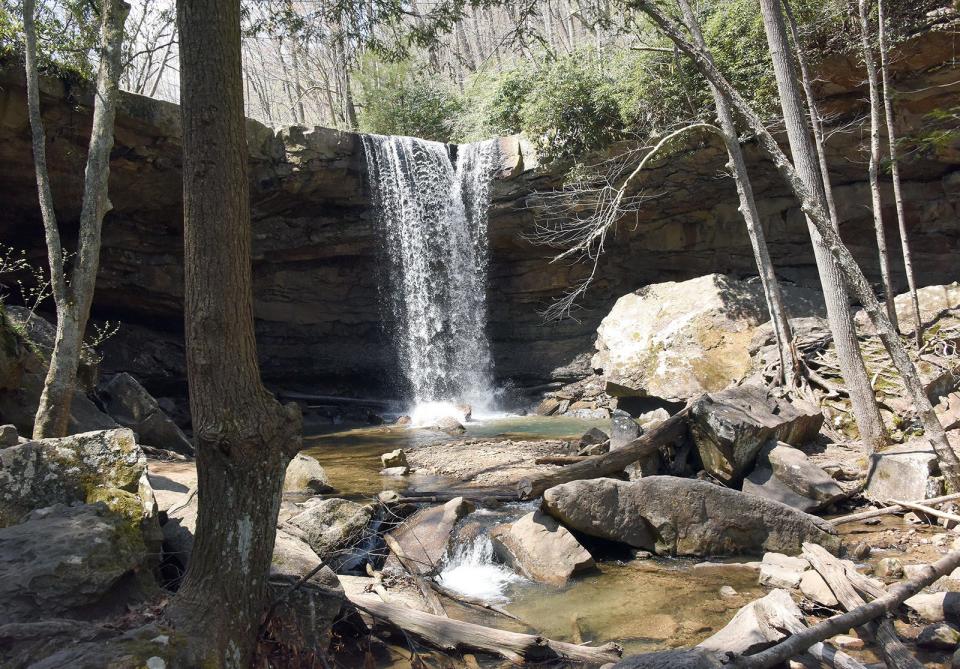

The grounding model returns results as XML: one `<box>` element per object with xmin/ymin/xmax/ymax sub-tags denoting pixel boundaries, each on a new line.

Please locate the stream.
<box><xmin>303</xmin><ymin>415</ymin><xmax>768</xmax><ymax>663</ymax></box>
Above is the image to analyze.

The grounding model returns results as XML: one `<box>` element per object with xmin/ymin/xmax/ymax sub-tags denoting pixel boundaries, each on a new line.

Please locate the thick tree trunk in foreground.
<box><xmin>878</xmin><ymin>0</ymin><xmax>923</xmax><ymax>343</ymax></box>
<box><xmin>629</xmin><ymin>0</ymin><xmax>960</xmax><ymax>489</ymax></box>
<box><xmin>757</xmin><ymin>0</ymin><xmax>886</xmax><ymax>451</ymax></box>
<box><xmin>677</xmin><ymin>0</ymin><xmax>797</xmax><ymax>387</ymax></box>
<box><xmin>855</xmin><ymin>0</ymin><xmax>898</xmax><ymax>331</ymax></box>
<box><xmin>169</xmin><ymin>1</ymin><xmax>302</xmax><ymax>665</ymax></box>
<box><xmin>23</xmin><ymin>0</ymin><xmax>128</xmax><ymax>438</ymax></box>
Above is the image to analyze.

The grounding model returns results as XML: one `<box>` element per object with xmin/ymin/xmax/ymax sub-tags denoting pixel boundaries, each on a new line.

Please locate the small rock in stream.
<box><xmin>918</xmin><ymin>622</ymin><xmax>960</xmax><ymax>650</ymax></box>
<box><xmin>875</xmin><ymin>557</ymin><xmax>904</xmax><ymax>580</ymax></box>
<box><xmin>849</xmin><ymin>542</ymin><xmax>871</xmax><ymax>560</ymax></box>
<box><xmin>381</xmin><ymin>449</ymin><xmax>409</xmax><ymax>468</ymax></box>
<box><xmin>719</xmin><ymin>586</ymin><xmax>738</xmax><ymax>598</ymax></box>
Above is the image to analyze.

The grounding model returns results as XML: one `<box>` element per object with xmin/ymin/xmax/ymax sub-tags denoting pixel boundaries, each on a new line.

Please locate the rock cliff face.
<box><xmin>0</xmin><ymin>21</ymin><xmax>957</xmax><ymax>397</ymax></box>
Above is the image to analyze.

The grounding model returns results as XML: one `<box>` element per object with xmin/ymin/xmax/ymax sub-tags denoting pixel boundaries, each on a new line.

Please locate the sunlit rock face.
<box><xmin>0</xmin><ymin>21</ymin><xmax>956</xmax><ymax>397</ymax></box>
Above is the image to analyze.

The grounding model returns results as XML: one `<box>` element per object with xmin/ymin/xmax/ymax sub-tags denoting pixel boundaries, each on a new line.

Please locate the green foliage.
<box><xmin>354</xmin><ymin>54</ymin><xmax>464</xmax><ymax>143</ymax></box>
<box><xmin>0</xmin><ymin>0</ymin><xmax>99</xmax><ymax>78</ymax></box>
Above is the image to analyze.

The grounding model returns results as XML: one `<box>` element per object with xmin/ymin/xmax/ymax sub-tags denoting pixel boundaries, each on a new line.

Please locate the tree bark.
<box><xmin>677</xmin><ymin>0</ymin><xmax>797</xmax><ymax>387</ymax></box>
<box><xmin>169</xmin><ymin>1</ymin><xmax>302</xmax><ymax>665</ymax></box>
<box><xmin>877</xmin><ymin>0</ymin><xmax>923</xmax><ymax>344</ymax></box>
<box><xmin>628</xmin><ymin>0</ymin><xmax>960</xmax><ymax>489</ymax></box>
<box><xmin>756</xmin><ymin>0</ymin><xmax>886</xmax><ymax>450</ymax></box>
<box><xmin>24</xmin><ymin>0</ymin><xmax>129</xmax><ymax>439</ymax></box>
<box><xmin>855</xmin><ymin>0</ymin><xmax>899</xmax><ymax>331</ymax></box>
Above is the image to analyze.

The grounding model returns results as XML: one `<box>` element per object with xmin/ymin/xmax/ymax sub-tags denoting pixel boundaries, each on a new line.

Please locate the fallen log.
<box><xmin>732</xmin><ymin>548</ymin><xmax>960</xmax><ymax>669</ymax></box>
<box><xmin>344</xmin><ymin>591</ymin><xmax>623</xmax><ymax>664</ymax></box>
<box><xmin>429</xmin><ymin>580</ymin><xmax>525</xmax><ymax>623</ymax></box>
<box><xmin>517</xmin><ymin>405</ymin><xmax>692</xmax><ymax>500</ymax></box>
<box><xmin>829</xmin><ymin>492</ymin><xmax>960</xmax><ymax>526</ymax></box>
<box><xmin>534</xmin><ymin>455</ymin><xmax>592</xmax><ymax>466</ymax></box>
<box><xmin>890</xmin><ymin>499</ymin><xmax>960</xmax><ymax>526</ymax></box>
<box><xmin>801</xmin><ymin>543</ymin><xmax>920</xmax><ymax>669</ymax></box>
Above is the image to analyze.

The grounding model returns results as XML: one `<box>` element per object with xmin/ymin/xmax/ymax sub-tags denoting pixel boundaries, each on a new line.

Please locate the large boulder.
<box><xmin>285</xmin><ymin>498</ymin><xmax>373</xmax><ymax>570</ymax></box>
<box><xmin>385</xmin><ymin>496</ymin><xmax>473</xmax><ymax>575</ymax></box>
<box><xmin>591</xmin><ymin>274</ymin><xmax>823</xmax><ymax>402</ymax></box>
<box><xmin>542</xmin><ymin>477</ymin><xmax>840</xmax><ymax>557</ymax></box>
<box><xmin>283</xmin><ymin>453</ymin><xmax>333</xmax><ymax>493</ymax></box>
<box><xmin>864</xmin><ymin>437</ymin><xmax>945</xmax><ymax>504</ymax></box>
<box><xmin>855</xmin><ymin>282</ymin><xmax>960</xmax><ymax>335</ymax></box>
<box><xmin>269</xmin><ymin>529</ymin><xmax>344</xmax><ymax>655</ymax></box>
<box><xmin>690</xmin><ymin>385</ymin><xmax>823</xmax><ymax>484</ymax></box>
<box><xmin>743</xmin><ymin>441</ymin><xmax>844</xmax><ymax>512</ymax></box>
<box><xmin>0</xmin><ymin>504</ymin><xmax>149</xmax><ymax>622</ymax></box>
<box><xmin>0</xmin><ymin>428</ymin><xmax>145</xmax><ymax>527</ymax></box>
<box><xmin>98</xmin><ymin>373</ymin><xmax>193</xmax><ymax>455</ymax></box>
<box><xmin>490</xmin><ymin>510</ymin><xmax>595</xmax><ymax>586</ymax></box>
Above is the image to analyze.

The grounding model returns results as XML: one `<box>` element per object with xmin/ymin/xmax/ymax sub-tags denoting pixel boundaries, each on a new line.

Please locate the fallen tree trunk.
<box><xmin>732</xmin><ymin>548</ymin><xmax>960</xmax><ymax>668</ymax></box>
<box><xmin>803</xmin><ymin>542</ymin><xmax>921</xmax><ymax>669</ymax></box>
<box><xmin>518</xmin><ymin>406</ymin><xmax>692</xmax><ymax>500</ymax></box>
<box><xmin>830</xmin><ymin>493</ymin><xmax>960</xmax><ymax>526</ymax></box>
<box><xmin>535</xmin><ymin>455</ymin><xmax>592</xmax><ymax>465</ymax></box>
<box><xmin>891</xmin><ymin>499</ymin><xmax>960</xmax><ymax>526</ymax></box>
<box><xmin>345</xmin><ymin>592</ymin><xmax>622</xmax><ymax>664</ymax></box>
<box><xmin>383</xmin><ymin>533</ymin><xmax>447</xmax><ymax>617</ymax></box>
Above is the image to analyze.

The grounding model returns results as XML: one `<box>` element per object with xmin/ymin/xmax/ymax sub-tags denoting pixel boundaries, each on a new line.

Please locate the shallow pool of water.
<box><xmin>303</xmin><ymin>414</ymin><xmax>609</xmax><ymax>498</ymax></box>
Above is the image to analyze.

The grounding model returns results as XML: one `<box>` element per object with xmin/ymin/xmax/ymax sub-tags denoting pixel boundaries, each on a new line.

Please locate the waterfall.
<box><xmin>362</xmin><ymin>135</ymin><xmax>499</xmax><ymax>415</ymax></box>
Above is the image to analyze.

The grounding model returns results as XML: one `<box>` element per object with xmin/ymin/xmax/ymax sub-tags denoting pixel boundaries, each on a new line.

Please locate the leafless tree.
<box><xmin>854</xmin><ymin>0</ymin><xmax>898</xmax><ymax>330</ymax></box>
<box><xmin>23</xmin><ymin>0</ymin><xmax>130</xmax><ymax>438</ymax></box>
<box><xmin>630</xmin><ymin>0</ymin><xmax>960</xmax><ymax>486</ymax></box>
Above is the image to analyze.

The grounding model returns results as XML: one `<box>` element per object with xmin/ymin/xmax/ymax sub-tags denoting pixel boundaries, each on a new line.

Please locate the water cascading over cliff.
<box><xmin>362</xmin><ymin>135</ymin><xmax>499</xmax><ymax>417</ymax></box>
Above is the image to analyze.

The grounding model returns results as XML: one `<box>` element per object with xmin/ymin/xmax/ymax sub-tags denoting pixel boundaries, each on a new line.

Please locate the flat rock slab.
<box><xmin>542</xmin><ymin>476</ymin><xmax>840</xmax><ymax>557</ymax></box>
<box><xmin>743</xmin><ymin>442</ymin><xmax>844</xmax><ymax>512</ymax></box>
<box><xmin>691</xmin><ymin>385</ymin><xmax>823</xmax><ymax>484</ymax></box>
<box><xmin>386</xmin><ymin>497</ymin><xmax>473</xmax><ymax>575</ymax></box>
<box><xmin>864</xmin><ymin>439</ymin><xmax>943</xmax><ymax>504</ymax></box>
<box><xmin>490</xmin><ymin>510</ymin><xmax>595</xmax><ymax>586</ymax></box>
<box><xmin>697</xmin><ymin>588</ymin><xmax>804</xmax><ymax>655</ymax></box>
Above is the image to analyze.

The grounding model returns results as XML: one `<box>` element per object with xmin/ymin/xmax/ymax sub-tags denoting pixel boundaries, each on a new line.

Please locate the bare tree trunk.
<box><xmin>878</xmin><ymin>0</ymin><xmax>923</xmax><ymax>344</ymax></box>
<box><xmin>782</xmin><ymin>0</ymin><xmax>840</xmax><ymax>228</ymax></box>
<box><xmin>631</xmin><ymin>0</ymin><xmax>960</xmax><ymax>489</ymax></box>
<box><xmin>856</xmin><ymin>0</ymin><xmax>898</xmax><ymax>330</ymax></box>
<box><xmin>24</xmin><ymin>0</ymin><xmax>129</xmax><ymax>439</ymax></box>
<box><xmin>758</xmin><ymin>0</ymin><xmax>886</xmax><ymax>450</ymax></box>
<box><xmin>676</xmin><ymin>0</ymin><xmax>797</xmax><ymax>387</ymax></box>
<box><xmin>169</xmin><ymin>0</ymin><xmax>302</xmax><ymax>665</ymax></box>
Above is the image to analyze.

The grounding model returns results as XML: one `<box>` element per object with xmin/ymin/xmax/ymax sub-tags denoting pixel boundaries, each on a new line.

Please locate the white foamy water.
<box><xmin>436</xmin><ymin>536</ymin><xmax>523</xmax><ymax>603</ymax></box>
<box><xmin>362</xmin><ymin>135</ymin><xmax>500</xmax><ymax>414</ymax></box>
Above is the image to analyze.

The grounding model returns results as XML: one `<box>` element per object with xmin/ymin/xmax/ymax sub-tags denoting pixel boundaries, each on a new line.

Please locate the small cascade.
<box><xmin>436</xmin><ymin>535</ymin><xmax>523</xmax><ymax>602</ymax></box>
<box><xmin>362</xmin><ymin>135</ymin><xmax>499</xmax><ymax>416</ymax></box>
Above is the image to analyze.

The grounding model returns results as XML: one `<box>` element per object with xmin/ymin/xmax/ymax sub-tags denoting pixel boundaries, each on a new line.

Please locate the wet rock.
<box><xmin>286</xmin><ymin>498</ymin><xmax>373</xmax><ymax>570</ymax></box>
<box><xmin>875</xmin><ymin>557</ymin><xmax>904</xmax><ymax>580</ymax></box>
<box><xmin>799</xmin><ymin>570</ymin><xmax>838</xmax><ymax>607</ymax></box>
<box><xmin>395</xmin><ymin>415</ymin><xmax>412</xmax><ymax>426</ymax></box>
<box><xmin>918</xmin><ymin>622</ymin><xmax>960</xmax><ymax>650</ymax></box>
<box><xmin>284</xmin><ymin>453</ymin><xmax>333</xmax><ymax>493</ymax></box>
<box><xmin>849</xmin><ymin>542</ymin><xmax>871</xmax><ymax>560</ymax></box>
<box><xmin>864</xmin><ymin>438</ymin><xmax>944</xmax><ymax>503</ymax></box>
<box><xmin>743</xmin><ymin>442</ymin><xmax>844</xmax><ymax>512</ymax></box>
<box><xmin>434</xmin><ymin>416</ymin><xmax>466</xmax><ymax>436</ymax></box>
<box><xmin>690</xmin><ymin>385</ymin><xmax>824</xmax><ymax>485</ymax></box>
<box><xmin>697</xmin><ymin>589</ymin><xmax>804</xmax><ymax>655</ymax></box>
<box><xmin>542</xmin><ymin>476</ymin><xmax>840</xmax><ymax>557</ymax></box>
<box><xmin>455</xmin><ymin>404</ymin><xmax>473</xmax><ymax>421</ymax></box>
<box><xmin>905</xmin><ymin>592</ymin><xmax>960</xmax><ymax>623</ymax></box>
<box><xmin>591</xmin><ymin>274</ymin><xmax>824</xmax><ymax>402</ymax></box>
<box><xmin>579</xmin><ymin>427</ymin><xmax>609</xmax><ymax>448</ymax></box>
<box><xmin>379</xmin><ymin>466</ymin><xmax>410</xmax><ymax>476</ymax></box>
<box><xmin>385</xmin><ymin>497</ymin><xmax>473</xmax><ymax>575</ymax></box>
<box><xmin>381</xmin><ymin>448</ymin><xmax>408</xmax><ymax>468</ymax></box>
<box><xmin>0</xmin><ymin>428</ymin><xmax>145</xmax><ymax>527</ymax></box>
<box><xmin>98</xmin><ymin>373</ymin><xmax>193</xmax><ymax>455</ymax></box>
<box><xmin>0</xmin><ymin>504</ymin><xmax>149</xmax><ymax>621</ymax></box>
<box><xmin>490</xmin><ymin>510</ymin><xmax>595</xmax><ymax>586</ymax></box>
<box><xmin>0</xmin><ymin>424</ymin><xmax>17</xmax><ymax>447</ymax></box>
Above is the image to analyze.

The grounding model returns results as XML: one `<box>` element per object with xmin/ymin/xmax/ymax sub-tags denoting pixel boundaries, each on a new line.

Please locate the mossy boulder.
<box><xmin>0</xmin><ymin>503</ymin><xmax>149</xmax><ymax>622</ymax></box>
<box><xmin>0</xmin><ymin>428</ymin><xmax>145</xmax><ymax>527</ymax></box>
